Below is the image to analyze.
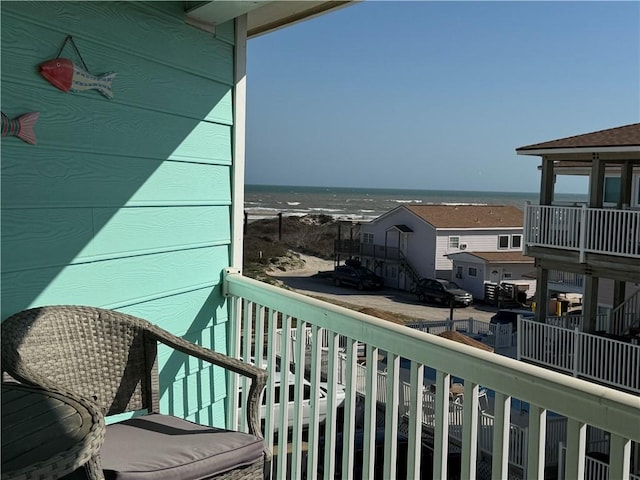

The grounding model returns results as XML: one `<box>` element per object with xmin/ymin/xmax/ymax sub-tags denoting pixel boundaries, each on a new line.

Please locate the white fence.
<box><xmin>518</xmin><ymin>319</ymin><xmax>640</xmax><ymax>393</ymax></box>
<box><xmin>406</xmin><ymin>318</ymin><xmax>515</xmax><ymax>349</ymax></box>
<box><xmin>558</xmin><ymin>442</ymin><xmax>640</xmax><ymax>480</ymax></box>
<box><xmin>525</xmin><ymin>204</ymin><xmax>640</xmax><ymax>259</ymax></box>
<box><xmin>544</xmin><ymin>314</ymin><xmax>609</xmax><ymax>332</ymax></box>
<box><xmin>610</xmin><ymin>289</ymin><xmax>640</xmax><ymax>335</ymax></box>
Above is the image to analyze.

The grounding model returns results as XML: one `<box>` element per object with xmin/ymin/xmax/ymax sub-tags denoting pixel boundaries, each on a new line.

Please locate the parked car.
<box><xmin>333</xmin><ymin>264</ymin><xmax>383</xmax><ymax>290</ymax></box>
<box><xmin>489</xmin><ymin>308</ymin><xmax>535</xmax><ymax>332</ymax></box>
<box><xmin>240</xmin><ymin>360</ymin><xmax>346</xmax><ymax>433</ymax></box>
<box><xmin>415</xmin><ymin>278</ymin><xmax>473</xmax><ymax>307</ymax></box>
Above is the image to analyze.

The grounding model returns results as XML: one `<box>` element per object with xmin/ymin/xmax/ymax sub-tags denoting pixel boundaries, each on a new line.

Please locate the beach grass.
<box><xmin>243</xmin><ymin>215</ymin><xmax>338</xmax><ymax>281</ymax></box>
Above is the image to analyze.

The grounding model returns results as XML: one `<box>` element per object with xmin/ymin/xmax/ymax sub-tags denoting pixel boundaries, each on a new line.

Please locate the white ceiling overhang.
<box><xmin>185</xmin><ymin>1</ymin><xmax>355</xmax><ymax>37</ymax></box>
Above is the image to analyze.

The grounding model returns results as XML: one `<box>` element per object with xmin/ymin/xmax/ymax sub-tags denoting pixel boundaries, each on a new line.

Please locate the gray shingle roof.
<box><xmin>516</xmin><ymin>123</ymin><xmax>640</xmax><ymax>151</ymax></box>
<box><xmin>404</xmin><ymin>205</ymin><xmax>523</xmax><ymax>229</ymax></box>
<box><xmin>461</xmin><ymin>251</ymin><xmax>533</xmax><ymax>263</ymax></box>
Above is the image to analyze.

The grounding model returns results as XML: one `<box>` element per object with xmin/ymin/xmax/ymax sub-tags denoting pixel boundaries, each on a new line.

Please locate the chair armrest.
<box><xmin>146</xmin><ymin>325</ymin><xmax>267</xmax><ymax>437</ymax></box>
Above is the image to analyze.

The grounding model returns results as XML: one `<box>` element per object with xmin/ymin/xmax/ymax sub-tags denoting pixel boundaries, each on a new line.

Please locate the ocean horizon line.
<box><xmin>245</xmin><ymin>183</ymin><xmax>546</xmax><ymax>196</ymax></box>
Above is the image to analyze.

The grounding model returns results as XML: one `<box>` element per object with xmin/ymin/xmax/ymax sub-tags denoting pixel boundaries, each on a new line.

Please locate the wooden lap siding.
<box><xmin>1</xmin><ymin>2</ymin><xmax>236</xmax><ymax>426</ymax></box>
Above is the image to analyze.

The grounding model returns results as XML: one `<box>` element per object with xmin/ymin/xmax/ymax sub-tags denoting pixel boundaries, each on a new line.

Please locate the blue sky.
<box><xmin>245</xmin><ymin>1</ymin><xmax>639</xmax><ymax>193</ymax></box>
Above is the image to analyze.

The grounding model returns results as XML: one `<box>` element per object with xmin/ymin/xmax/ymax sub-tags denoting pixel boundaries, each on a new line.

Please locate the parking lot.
<box><xmin>269</xmin><ymin>260</ymin><xmax>498</xmax><ymax>324</ymax></box>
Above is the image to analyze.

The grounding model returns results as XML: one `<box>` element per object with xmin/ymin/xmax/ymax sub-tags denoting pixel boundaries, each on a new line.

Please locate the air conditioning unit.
<box><xmin>459</xmin><ymin>243</ymin><xmax>468</xmax><ymax>250</ymax></box>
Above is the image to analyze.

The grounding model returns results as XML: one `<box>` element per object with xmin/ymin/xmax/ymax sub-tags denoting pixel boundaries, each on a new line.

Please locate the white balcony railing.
<box><xmin>224</xmin><ymin>271</ymin><xmax>640</xmax><ymax>480</ymax></box>
<box><xmin>518</xmin><ymin>318</ymin><xmax>640</xmax><ymax>394</ymax></box>
<box><xmin>525</xmin><ymin>204</ymin><xmax>640</xmax><ymax>260</ymax></box>
<box><xmin>548</xmin><ymin>270</ymin><xmax>585</xmax><ymax>288</ymax></box>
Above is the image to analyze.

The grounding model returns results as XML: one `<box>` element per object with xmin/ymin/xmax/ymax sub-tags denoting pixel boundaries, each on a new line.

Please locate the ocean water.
<box><xmin>245</xmin><ymin>184</ymin><xmax>586</xmax><ymax>221</ymax></box>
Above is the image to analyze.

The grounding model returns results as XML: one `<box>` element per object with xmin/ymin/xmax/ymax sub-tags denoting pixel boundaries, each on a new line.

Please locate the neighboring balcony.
<box><xmin>224</xmin><ymin>271</ymin><xmax>639</xmax><ymax>480</ymax></box>
<box><xmin>548</xmin><ymin>270</ymin><xmax>584</xmax><ymax>289</ymax></box>
<box><xmin>524</xmin><ymin>204</ymin><xmax>640</xmax><ymax>262</ymax></box>
<box><xmin>518</xmin><ymin>317</ymin><xmax>640</xmax><ymax>395</ymax></box>
<box><xmin>360</xmin><ymin>243</ymin><xmax>402</xmax><ymax>260</ymax></box>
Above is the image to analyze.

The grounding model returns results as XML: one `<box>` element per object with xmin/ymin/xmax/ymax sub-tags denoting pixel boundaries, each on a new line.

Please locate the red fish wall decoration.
<box><xmin>1</xmin><ymin>112</ymin><xmax>39</xmax><ymax>145</ymax></box>
<box><xmin>39</xmin><ymin>36</ymin><xmax>116</xmax><ymax>99</ymax></box>
<box><xmin>40</xmin><ymin>58</ymin><xmax>116</xmax><ymax>99</ymax></box>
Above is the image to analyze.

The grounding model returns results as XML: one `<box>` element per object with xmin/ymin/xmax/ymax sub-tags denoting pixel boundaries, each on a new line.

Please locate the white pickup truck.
<box><xmin>239</xmin><ymin>360</ymin><xmax>346</xmax><ymax>432</ymax></box>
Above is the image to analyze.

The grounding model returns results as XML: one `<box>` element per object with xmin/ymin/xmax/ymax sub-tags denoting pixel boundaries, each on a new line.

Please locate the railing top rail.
<box><xmin>524</xmin><ymin>318</ymin><xmax>635</xmax><ymax>347</ymax></box>
<box><xmin>225</xmin><ymin>271</ymin><xmax>640</xmax><ymax>442</ymax></box>
<box><xmin>526</xmin><ymin>203</ymin><xmax>640</xmax><ymax>215</ymax></box>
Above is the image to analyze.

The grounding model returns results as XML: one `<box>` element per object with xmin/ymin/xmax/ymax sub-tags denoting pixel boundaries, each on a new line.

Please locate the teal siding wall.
<box><xmin>1</xmin><ymin>1</ymin><xmax>236</xmax><ymax>426</ymax></box>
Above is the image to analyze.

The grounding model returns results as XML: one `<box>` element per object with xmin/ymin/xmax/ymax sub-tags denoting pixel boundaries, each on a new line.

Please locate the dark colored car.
<box><xmin>489</xmin><ymin>309</ymin><xmax>535</xmax><ymax>332</ymax></box>
<box><xmin>415</xmin><ymin>278</ymin><xmax>473</xmax><ymax>307</ymax></box>
<box><xmin>333</xmin><ymin>265</ymin><xmax>383</xmax><ymax>290</ymax></box>
<box><xmin>318</xmin><ymin>427</ymin><xmax>461</xmax><ymax>479</ymax></box>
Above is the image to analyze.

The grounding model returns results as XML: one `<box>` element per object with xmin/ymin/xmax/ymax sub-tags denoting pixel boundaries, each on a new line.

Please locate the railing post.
<box><xmin>523</xmin><ymin>202</ymin><xmax>530</xmax><ymax>255</ymax></box>
<box><xmin>572</xmin><ymin>327</ymin><xmax>581</xmax><ymax>378</ymax></box>
<box><xmin>557</xmin><ymin>441</ymin><xmax>565</xmax><ymax>480</ymax></box>
<box><xmin>579</xmin><ymin>204</ymin><xmax>588</xmax><ymax>263</ymax></box>
<box><xmin>517</xmin><ymin>316</ymin><xmax>522</xmax><ymax>360</ymax></box>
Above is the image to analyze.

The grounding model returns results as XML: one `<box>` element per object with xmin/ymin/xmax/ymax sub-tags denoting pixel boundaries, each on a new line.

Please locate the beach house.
<box><xmin>1</xmin><ymin>3</ymin><xmax>637</xmax><ymax>480</ymax></box>
<box><xmin>514</xmin><ymin>123</ymin><xmax>640</xmax><ymax>385</ymax></box>
<box><xmin>352</xmin><ymin>204</ymin><xmax>535</xmax><ymax>298</ymax></box>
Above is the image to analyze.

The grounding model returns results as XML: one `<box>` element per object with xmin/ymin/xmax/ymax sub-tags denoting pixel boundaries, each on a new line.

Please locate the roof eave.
<box><xmin>516</xmin><ymin>146</ymin><xmax>640</xmax><ymax>157</ymax></box>
<box><xmin>247</xmin><ymin>1</ymin><xmax>356</xmax><ymax>38</ymax></box>
<box><xmin>184</xmin><ymin>1</ymin><xmax>357</xmax><ymax>37</ymax></box>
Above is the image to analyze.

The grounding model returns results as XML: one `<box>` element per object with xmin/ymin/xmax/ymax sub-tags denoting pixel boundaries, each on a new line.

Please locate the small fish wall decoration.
<box><xmin>40</xmin><ymin>58</ymin><xmax>116</xmax><ymax>99</ymax></box>
<box><xmin>1</xmin><ymin>112</ymin><xmax>39</xmax><ymax>145</ymax></box>
<box><xmin>39</xmin><ymin>36</ymin><xmax>116</xmax><ymax>99</ymax></box>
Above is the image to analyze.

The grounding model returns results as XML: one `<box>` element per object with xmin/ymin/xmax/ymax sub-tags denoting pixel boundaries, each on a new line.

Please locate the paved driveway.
<box><xmin>270</xmin><ymin>270</ymin><xmax>498</xmax><ymax>323</ymax></box>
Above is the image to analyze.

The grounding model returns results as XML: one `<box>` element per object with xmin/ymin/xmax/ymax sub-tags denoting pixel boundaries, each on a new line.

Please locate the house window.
<box><xmin>498</xmin><ymin>235</ymin><xmax>509</xmax><ymax>249</ymax></box>
<box><xmin>604</xmin><ymin>177</ymin><xmax>621</xmax><ymax>204</ymax></box>
<box><xmin>362</xmin><ymin>233</ymin><xmax>374</xmax><ymax>244</ymax></box>
<box><xmin>455</xmin><ymin>266</ymin><xmax>463</xmax><ymax>279</ymax></box>
<box><xmin>468</xmin><ymin>267</ymin><xmax>477</xmax><ymax>277</ymax></box>
<box><xmin>449</xmin><ymin>236</ymin><xmax>460</xmax><ymax>248</ymax></box>
<box><xmin>511</xmin><ymin>235</ymin><xmax>522</xmax><ymax>249</ymax></box>
<box><xmin>503</xmin><ymin>272</ymin><xmax>512</xmax><ymax>279</ymax></box>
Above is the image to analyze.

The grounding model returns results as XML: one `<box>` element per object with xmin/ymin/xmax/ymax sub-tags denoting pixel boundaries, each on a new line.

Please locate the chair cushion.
<box><xmin>101</xmin><ymin>414</ymin><xmax>264</xmax><ymax>480</ymax></box>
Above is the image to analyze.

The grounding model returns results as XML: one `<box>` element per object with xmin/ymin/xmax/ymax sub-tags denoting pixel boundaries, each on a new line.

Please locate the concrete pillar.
<box><xmin>612</xmin><ymin>280</ymin><xmax>627</xmax><ymax>334</ymax></box>
<box><xmin>540</xmin><ymin>157</ymin><xmax>555</xmax><ymax>205</ymax></box>
<box><xmin>535</xmin><ymin>266</ymin><xmax>549</xmax><ymax>323</ymax></box>
<box><xmin>583</xmin><ymin>275</ymin><xmax>600</xmax><ymax>333</ymax></box>
<box><xmin>588</xmin><ymin>157</ymin><xmax>605</xmax><ymax>208</ymax></box>
<box><xmin>619</xmin><ymin>160</ymin><xmax>633</xmax><ymax>209</ymax></box>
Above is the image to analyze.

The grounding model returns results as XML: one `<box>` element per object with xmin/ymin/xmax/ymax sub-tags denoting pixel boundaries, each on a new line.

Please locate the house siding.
<box><xmin>360</xmin><ymin>206</ymin><xmax>525</xmax><ymax>286</ymax></box>
<box><xmin>452</xmin><ymin>259</ymin><xmax>535</xmax><ymax>300</ymax></box>
<box><xmin>359</xmin><ymin>208</ymin><xmax>438</xmax><ymax>283</ymax></box>
<box><xmin>1</xmin><ymin>2</ymin><xmax>237</xmax><ymax>426</ymax></box>
<box><xmin>436</xmin><ymin>228</ymin><xmax>523</xmax><ymax>277</ymax></box>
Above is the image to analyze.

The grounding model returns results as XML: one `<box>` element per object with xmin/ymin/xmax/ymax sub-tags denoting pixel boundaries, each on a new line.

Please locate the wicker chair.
<box><xmin>1</xmin><ymin>305</ymin><xmax>269</xmax><ymax>480</ymax></box>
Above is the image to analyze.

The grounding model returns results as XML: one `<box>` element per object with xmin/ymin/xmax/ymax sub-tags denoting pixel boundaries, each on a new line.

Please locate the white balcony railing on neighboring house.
<box><xmin>610</xmin><ymin>289</ymin><xmax>640</xmax><ymax>335</ymax></box>
<box><xmin>224</xmin><ymin>271</ymin><xmax>640</xmax><ymax>480</ymax></box>
<box><xmin>518</xmin><ymin>318</ymin><xmax>640</xmax><ymax>394</ymax></box>
<box><xmin>544</xmin><ymin>314</ymin><xmax>609</xmax><ymax>332</ymax></box>
<box><xmin>558</xmin><ymin>442</ymin><xmax>640</xmax><ymax>480</ymax></box>
<box><xmin>524</xmin><ymin>204</ymin><xmax>640</xmax><ymax>260</ymax></box>
<box><xmin>548</xmin><ymin>270</ymin><xmax>585</xmax><ymax>288</ymax></box>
